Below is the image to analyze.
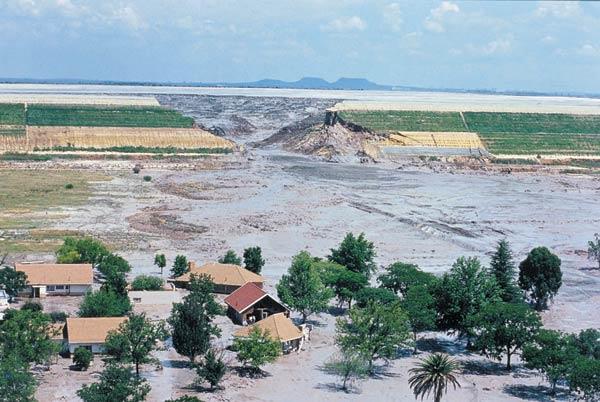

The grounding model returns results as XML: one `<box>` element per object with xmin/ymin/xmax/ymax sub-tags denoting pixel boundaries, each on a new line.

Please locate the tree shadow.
<box><xmin>503</xmin><ymin>384</ymin><xmax>571</xmax><ymax>401</ymax></box>
<box><xmin>231</xmin><ymin>365</ymin><xmax>272</xmax><ymax>379</ymax></box>
<box><xmin>162</xmin><ymin>359</ymin><xmax>192</xmax><ymax>369</ymax></box>
<box><xmin>415</xmin><ymin>336</ymin><xmax>466</xmax><ymax>355</ymax></box>
<box><xmin>326</xmin><ymin>306</ymin><xmax>347</xmax><ymax>317</ymax></box>
<box><xmin>461</xmin><ymin>360</ymin><xmax>510</xmax><ymax>376</ymax></box>
<box><xmin>314</xmin><ymin>382</ymin><xmax>362</xmax><ymax>394</ymax></box>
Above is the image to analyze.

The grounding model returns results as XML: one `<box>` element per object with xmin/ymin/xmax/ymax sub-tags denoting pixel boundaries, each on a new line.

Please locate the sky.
<box><xmin>1</xmin><ymin>0</ymin><xmax>600</xmax><ymax>93</ymax></box>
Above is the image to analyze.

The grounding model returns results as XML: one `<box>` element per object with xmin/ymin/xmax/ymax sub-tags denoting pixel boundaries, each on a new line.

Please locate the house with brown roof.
<box><xmin>15</xmin><ymin>263</ymin><xmax>93</xmax><ymax>298</ymax></box>
<box><xmin>234</xmin><ymin>312</ymin><xmax>307</xmax><ymax>354</ymax></box>
<box><xmin>170</xmin><ymin>262</ymin><xmax>264</xmax><ymax>294</ymax></box>
<box><xmin>224</xmin><ymin>282</ymin><xmax>289</xmax><ymax>325</ymax></box>
<box><xmin>65</xmin><ymin>317</ymin><xmax>127</xmax><ymax>354</ymax></box>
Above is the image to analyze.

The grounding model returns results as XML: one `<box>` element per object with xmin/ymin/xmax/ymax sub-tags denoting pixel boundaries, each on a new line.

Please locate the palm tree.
<box><xmin>408</xmin><ymin>353</ymin><xmax>461</xmax><ymax>402</ymax></box>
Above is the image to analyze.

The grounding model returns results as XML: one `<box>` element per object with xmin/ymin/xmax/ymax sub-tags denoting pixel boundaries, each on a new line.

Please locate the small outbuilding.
<box><xmin>65</xmin><ymin>317</ymin><xmax>126</xmax><ymax>354</ymax></box>
<box><xmin>224</xmin><ymin>282</ymin><xmax>289</xmax><ymax>325</ymax></box>
<box><xmin>15</xmin><ymin>263</ymin><xmax>93</xmax><ymax>298</ymax></box>
<box><xmin>170</xmin><ymin>262</ymin><xmax>264</xmax><ymax>294</ymax></box>
<box><xmin>234</xmin><ymin>312</ymin><xmax>307</xmax><ymax>354</ymax></box>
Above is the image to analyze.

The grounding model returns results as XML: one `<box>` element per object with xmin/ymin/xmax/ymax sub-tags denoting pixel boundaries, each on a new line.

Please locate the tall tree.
<box><xmin>432</xmin><ymin>257</ymin><xmax>500</xmax><ymax>343</ymax></box>
<box><xmin>78</xmin><ymin>290</ymin><xmax>131</xmax><ymax>317</ymax></box>
<box><xmin>0</xmin><ymin>354</ymin><xmax>37</xmax><ymax>402</ymax></box>
<box><xmin>568</xmin><ymin>357</ymin><xmax>600</xmax><ymax>402</ymax></box>
<box><xmin>154</xmin><ymin>253</ymin><xmax>167</xmax><ymax>275</ymax></box>
<box><xmin>328</xmin><ymin>232</ymin><xmax>376</xmax><ymax>278</ymax></box>
<box><xmin>101</xmin><ymin>269</ymin><xmax>128</xmax><ymax>297</ymax></box>
<box><xmin>378</xmin><ymin>262</ymin><xmax>436</xmax><ymax>297</ymax></box>
<box><xmin>402</xmin><ymin>285</ymin><xmax>437</xmax><ymax>353</ymax></box>
<box><xmin>77</xmin><ymin>363</ymin><xmax>151</xmax><ymax>402</ymax></box>
<box><xmin>572</xmin><ymin>328</ymin><xmax>600</xmax><ymax>359</ymax></box>
<box><xmin>97</xmin><ymin>253</ymin><xmax>131</xmax><ymax>276</ymax></box>
<box><xmin>317</xmin><ymin>261</ymin><xmax>368</xmax><ymax>309</ymax></box>
<box><xmin>336</xmin><ymin>301</ymin><xmax>411</xmax><ymax>373</ymax></box>
<box><xmin>0</xmin><ymin>309</ymin><xmax>59</xmax><ymax>365</ymax></box>
<box><xmin>56</xmin><ymin>237</ymin><xmax>109</xmax><ymax>266</ymax></box>
<box><xmin>471</xmin><ymin>302</ymin><xmax>542</xmax><ymax>370</ymax></box>
<box><xmin>171</xmin><ymin>255</ymin><xmax>189</xmax><ymax>277</ymax></box>
<box><xmin>354</xmin><ymin>287</ymin><xmax>398</xmax><ymax>308</ymax></box>
<box><xmin>522</xmin><ymin>329</ymin><xmax>579</xmax><ymax>394</ymax></box>
<box><xmin>233</xmin><ymin>327</ymin><xmax>280</xmax><ymax>375</ymax></box>
<box><xmin>0</xmin><ymin>267</ymin><xmax>27</xmax><ymax>301</ymax></box>
<box><xmin>276</xmin><ymin>251</ymin><xmax>333</xmax><ymax>323</ymax></box>
<box><xmin>105</xmin><ymin>313</ymin><xmax>168</xmax><ymax>376</ymax></box>
<box><xmin>408</xmin><ymin>353</ymin><xmax>461</xmax><ymax>402</ymax></box>
<box><xmin>169</xmin><ymin>274</ymin><xmax>222</xmax><ymax>363</ymax></box>
<box><xmin>489</xmin><ymin>240</ymin><xmax>521</xmax><ymax>303</ymax></box>
<box><xmin>588</xmin><ymin>233</ymin><xmax>600</xmax><ymax>269</ymax></box>
<box><xmin>243</xmin><ymin>246</ymin><xmax>265</xmax><ymax>274</ymax></box>
<box><xmin>219</xmin><ymin>250</ymin><xmax>241</xmax><ymax>265</ymax></box>
<box><xmin>518</xmin><ymin>247</ymin><xmax>562</xmax><ymax>310</ymax></box>
<box><xmin>196</xmin><ymin>349</ymin><xmax>226</xmax><ymax>390</ymax></box>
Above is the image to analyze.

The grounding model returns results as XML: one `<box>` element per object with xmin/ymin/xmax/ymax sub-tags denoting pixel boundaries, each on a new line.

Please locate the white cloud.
<box><xmin>541</xmin><ymin>35</ymin><xmax>555</xmax><ymax>44</ymax></box>
<box><xmin>465</xmin><ymin>37</ymin><xmax>512</xmax><ymax>56</ymax></box>
<box><xmin>577</xmin><ymin>44</ymin><xmax>600</xmax><ymax>57</ymax></box>
<box><xmin>112</xmin><ymin>6</ymin><xmax>147</xmax><ymax>31</ymax></box>
<box><xmin>321</xmin><ymin>16</ymin><xmax>366</xmax><ymax>32</ymax></box>
<box><xmin>383</xmin><ymin>3</ymin><xmax>403</xmax><ymax>32</ymax></box>
<box><xmin>534</xmin><ymin>2</ymin><xmax>580</xmax><ymax>19</ymax></box>
<box><xmin>424</xmin><ymin>1</ymin><xmax>459</xmax><ymax>33</ymax></box>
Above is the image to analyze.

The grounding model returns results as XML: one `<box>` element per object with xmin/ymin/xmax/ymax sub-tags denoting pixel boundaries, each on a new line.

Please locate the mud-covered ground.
<box><xmin>7</xmin><ymin>93</ymin><xmax>599</xmax><ymax>401</ymax></box>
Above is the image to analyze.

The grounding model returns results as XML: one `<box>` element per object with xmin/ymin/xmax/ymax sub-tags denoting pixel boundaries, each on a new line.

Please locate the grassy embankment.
<box><xmin>338</xmin><ymin>110</ymin><xmax>600</xmax><ymax>156</ymax></box>
<box><xmin>0</xmin><ymin>169</ymin><xmax>111</xmax><ymax>253</ymax></box>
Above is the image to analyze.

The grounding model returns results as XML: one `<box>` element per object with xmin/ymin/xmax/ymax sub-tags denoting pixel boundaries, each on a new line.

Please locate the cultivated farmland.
<box><xmin>0</xmin><ymin>103</ymin><xmax>26</xmax><ymax>136</ymax></box>
<box><xmin>338</xmin><ymin>110</ymin><xmax>466</xmax><ymax>132</ymax></box>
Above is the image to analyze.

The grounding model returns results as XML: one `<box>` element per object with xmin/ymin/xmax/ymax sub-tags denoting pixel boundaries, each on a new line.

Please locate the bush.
<box><xmin>21</xmin><ymin>301</ymin><xmax>43</xmax><ymax>312</ymax></box>
<box><xmin>65</xmin><ymin>183</ymin><xmax>74</xmax><ymax>189</ymax></box>
<box><xmin>143</xmin><ymin>175</ymin><xmax>152</xmax><ymax>182</ymax></box>
<box><xmin>73</xmin><ymin>346</ymin><xmax>93</xmax><ymax>371</ymax></box>
<box><xmin>50</xmin><ymin>311</ymin><xmax>68</xmax><ymax>323</ymax></box>
<box><xmin>133</xmin><ymin>165</ymin><xmax>141</xmax><ymax>174</ymax></box>
<box><xmin>131</xmin><ymin>275</ymin><xmax>164</xmax><ymax>291</ymax></box>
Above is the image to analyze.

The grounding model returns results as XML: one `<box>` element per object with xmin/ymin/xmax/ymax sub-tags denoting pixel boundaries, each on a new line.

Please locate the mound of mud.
<box><xmin>260</xmin><ymin>119</ymin><xmax>385</xmax><ymax>160</ymax></box>
<box><xmin>128</xmin><ymin>207</ymin><xmax>208</xmax><ymax>240</ymax></box>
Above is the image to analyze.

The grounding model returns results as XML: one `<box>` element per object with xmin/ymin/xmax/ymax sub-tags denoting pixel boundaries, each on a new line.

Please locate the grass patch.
<box><xmin>463</xmin><ymin>112</ymin><xmax>600</xmax><ymax>134</ymax></box>
<box><xmin>338</xmin><ymin>110</ymin><xmax>465</xmax><ymax>132</ymax></box>
<box><xmin>26</xmin><ymin>104</ymin><xmax>194</xmax><ymax>128</ymax></box>
<box><xmin>0</xmin><ymin>104</ymin><xmax>26</xmax><ymax>125</ymax></box>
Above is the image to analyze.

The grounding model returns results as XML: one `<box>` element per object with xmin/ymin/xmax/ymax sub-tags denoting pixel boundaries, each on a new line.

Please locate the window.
<box><xmin>47</xmin><ymin>285</ymin><xmax>55</xmax><ymax>291</ymax></box>
<box><xmin>56</xmin><ymin>285</ymin><xmax>65</xmax><ymax>290</ymax></box>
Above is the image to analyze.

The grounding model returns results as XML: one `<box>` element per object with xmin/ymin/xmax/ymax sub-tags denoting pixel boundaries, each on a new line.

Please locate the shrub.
<box><xmin>73</xmin><ymin>346</ymin><xmax>93</xmax><ymax>371</ymax></box>
<box><xmin>50</xmin><ymin>311</ymin><xmax>68</xmax><ymax>323</ymax></box>
<box><xmin>131</xmin><ymin>275</ymin><xmax>164</xmax><ymax>291</ymax></box>
<box><xmin>133</xmin><ymin>165</ymin><xmax>141</xmax><ymax>174</ymax></box>
<box><xmin>21</xmin><ymin>301</ymin><xmax>43</xmax><ymax>312</ymax></box>
<box><xmin>143</xmin><ymin>175</ymin><xmax>152</xmax><ymax>182</ymax></box>
<box><xmin>65</xmin><ymin>183</ymin><xmax>74</xmax><ymax>189</ymax></box>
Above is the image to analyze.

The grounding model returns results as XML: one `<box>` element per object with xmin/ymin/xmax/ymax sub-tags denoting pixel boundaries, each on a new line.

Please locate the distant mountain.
<box><xmin>225</xmin><ymin>76</ymin><xmax>392</xmax><ymax>90</ymax></box>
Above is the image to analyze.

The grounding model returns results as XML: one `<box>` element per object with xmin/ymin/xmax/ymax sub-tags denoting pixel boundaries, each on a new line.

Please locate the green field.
<box><xmin>338</xmin><ymin>110</ymin><xmax>466</xmax><ymax>132</ymax></box>
<box><xmin>26</xmin><ymin>104</ymin><xmax>194</xmax><ymax>128</ymax></box>
<box><xmin>339</xmin><ymin>109</ymin><xmax>600</xmax><ymax>156</ymax></box>
<box><xmin>0</xmin><ymin>103</ymin><xmax>26</xmax><ymax>136</ymax></box>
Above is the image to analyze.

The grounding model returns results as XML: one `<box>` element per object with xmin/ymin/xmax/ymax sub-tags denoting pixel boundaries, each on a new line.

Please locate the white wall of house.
<box><xmin>68</xmin><ymin>342</ymin><xmax>105</xmax><ymax>354</ymax></box>
<box><xmin>22</xmin><ymin>284</ymin><xmax>91</xmax><ymax>297</ymax></box>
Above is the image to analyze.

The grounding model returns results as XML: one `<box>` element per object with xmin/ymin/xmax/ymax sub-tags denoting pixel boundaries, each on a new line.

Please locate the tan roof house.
<box><xmin>65</xmin><ymin>317</ymin><xmax>126</xmax><ymax>354</ymax></box>
<box><xmin>234</xmin><ymin>312</ymin><xmax>306</xmax><ymax>354</ymax></box>
<box><xmin>15</xmin><ymin>263</ymin><xmax>93</xmax><ymax>298</ymax></box>
<box><xmin>171</xmin><ymin>262</ymin><xmax>264</xmax><ymax>294</ymax></box>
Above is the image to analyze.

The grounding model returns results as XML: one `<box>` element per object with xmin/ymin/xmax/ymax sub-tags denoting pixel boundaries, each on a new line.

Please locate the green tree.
<box><xmin>21</xmin><ymin>300</ymin><xmax>43</xmax><ymax>312</ymax></box>
<box><xmin>432</xmin><ymin>256</ymin><xmax>500</xmax><ymax>343</ymax></box>
<box><xmin>166</xmin><ymin>397</ymin><xmax>202</xmax><ymax>402</ymax></box>
<box><xmin>77</xmin><ymin>363</ymin><xmax>151</xmax><ymax>402</ymax></box>
<box><xmin>131</xmin><ymin>275</ymin><xmax>164</xmax><ymax>291</ymax></box>
<box><xmin>568</xmin><ymin>357</ymin><xmax>600</xmax><ymax>401</ymax></box>
<box><xmin>0</xmin><ymin>354</ymin><xmax>36</xmax><ymax>402</ymax></box>
<box><xmin>196</xmin><ymin>349</ymin><xmax>226</xmax><ymax>390</ymax></box>
<box><xmin>317</xmin><ymin>262</ymin><xmax>368</xmax><ymax>308</ymax></box>
<box><xmin>233</xmin><ymin>327</ymin><xmax>280</xmax><ymax>375</ymax></box>
<box><xmin>105</xmin><ymin>313</ymin><xmax>168</xmax><ymax>376</ymax></box>
<box><xmin>56</xmin><ymin>237</ymin><xmax>109</xmax><ymax>265</ymax></box>
<box><xmin>403</xmin><ymin>285</ymin><xmax>437</xmax><ymax>353</ymax></box>
<box><xmin>471</xmin><ymin>302</ymin><xmax>542</xmax><ymax>370</ymax></box>
<box><xmin>97</xmin><ymin>253</ymin><xmax>131</xmax><ymax>277</ymax></box>
<box><xmin>378</xmin><ymin>262</ymin><xmax>436</xmax><ymax>297</ymax></box>
<box><xmin>0</xmin><ymin>267</ymin><xmax>27</xmax><ymax>301</ymax></box>
<box><xmin>73</xmin><ymin>346</ymin><xmax>93</xmax><ymax>371</ymax></box>
<box><xmin>102</xmin><ymin>270</ymin><xmax>128</xmax><ymax>296</ymax></box>
<box><xmin>522</xmin><ymin>329</ymin><xmax>579</xmax><ymax>394</ymax></box>
<box><xmin>408</xmin><ymin>353</ymin><xmax>461</xmax><ymax>402</ymax></box>
<box><xmin>277</xmin><ymin>251</ymin><xmax>333</xmax><ymax>323</ymax></box>
<box><xmin>328</xmin><ymin>232</ymin><xmax>376</xmax><ymax>278</ymax></box>
<box><xmin>489</xmin><ymin>240</ymin><xmax>521</xmax><ymax>303</ymax></box>
<box><xmin>219</xmin><ymin>250</ymin><xmax>242</xmax><ymax>265</ymax></box>
<box><xmin>243</xmin><ymin>246</ymin><xmax>265</xmax><ymax>274</ymax></box>
<box><xmin>518</xmin><ymin>247</ymin><xmax>562</xmax><ymax>310</ymax></box>
<box><xmin>154</xmin><ymin>253</ymin><xmax>167</xmax><ymax>275</ymax></box>
<box><xmin>336</xmin><ymin>301</ymin><xmax>411</xmax><ymax>373</ymax></box>
<box><xmin>323</xmin><ymin>352</ymin><xmax>369</xmax><ymax>393</ymax></box>
<box><xmin>171</xmin><ymin>255</ymin><xmax>189</xmax><ymax>277</ymax></box>
<box><xmin>572</xmin><ymin>328</ymin><xmax>600</xmax><ymax>359</ymax></box>
<box><xmin>169</xmin><ymin>274</ymin><xmax>222</xmax><ymax>363</ymax></box>
<box><xmin>588</xmin><ymin>233</ymin><xmax>600</xmax><ymax>269</ymax></box>
<box><xmin>0</xmin><ymin>309</ymin><xmax>59</xmax><ymax>365</ymax></box>
<box><xmin>78</xmin><ymin>290</ymin><xmax>131</xmax><ymax>317</ymax></box>
<box><xmin>354</xmin><ymin>287</ymin><xmax>398</xmax><ymax>308</ymax></box>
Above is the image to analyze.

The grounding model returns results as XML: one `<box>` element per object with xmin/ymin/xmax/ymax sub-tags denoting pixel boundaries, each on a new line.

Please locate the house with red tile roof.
<box><xmin>224</xmin><ymin>282</ymin><xmax>289</xmax><ymax>325</ymax></box>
